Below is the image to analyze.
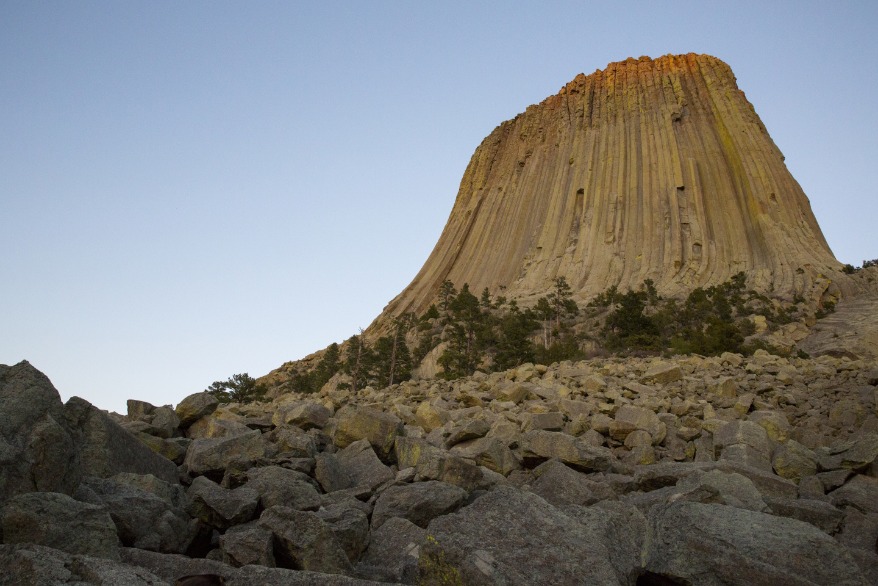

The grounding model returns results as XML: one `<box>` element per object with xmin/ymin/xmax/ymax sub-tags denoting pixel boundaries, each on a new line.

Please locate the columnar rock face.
<box><xmin>384</xmin><ymin>53</ymin><xmax>843</xmax><ymax>318</ymax></box>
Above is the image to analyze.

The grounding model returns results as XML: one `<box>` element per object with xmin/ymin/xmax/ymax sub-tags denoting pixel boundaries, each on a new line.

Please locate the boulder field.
<box><xmin>1</xmin><ymin>353</ymin><xmax>877</xmax><ymax>585</ymax></box>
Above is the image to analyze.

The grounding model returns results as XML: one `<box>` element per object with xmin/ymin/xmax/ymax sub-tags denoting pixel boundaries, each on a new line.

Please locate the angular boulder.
<box><xmin>187</xmin><ymin>476</ymin><xmax>259</xmax><ymax>530</ymax></box>
<box><xmin>74</xmin><ymin>473</ymin><xmax>196</xmax><ymax>554</ymax></box>
<box><xmin>0</xmin><ymin>543</ymin><xmax>164</xmax><ymax>585</ymax></box>
<box><xmin>371</xmin><ymin>480</ymin><xmax>467</xmax><ymax>529</ymax></box>
<box><xmin>449</xmin><ymin>436</ymin><xmax>520</xmax><ymax>476</ymax></box>
<box><xmin>335</xmin><ymin>439</ymin><xmax>394</xmax><ymax>491</ymax></box>
<box><xmin>175</xmin><ymin>392</ymin><xmax>220</xmax><ymax>428</ymax></box>
<box><xmin>183</xmin><ymin>430</ymin><xmax>268</xmax><ymax>479</ymax></box>
<box><xmin>642</xmin><ymin>501</ymin><xmax>867</xmax><ymax>585</ymax></box>
<box><xmin>0</xmin><ymin>361</ymin><xmax>81</xmax><ymax>502</ymax></box>
<box><xmin>395</xmin><ymin>437</ymin><xmax>484</xmax><ymax>491</ymax></box>
<box><xmin>244</xmin><ymin>465</ymin><xmax>321</xmax><ymax>511</ymax></box>
<box><xmin>219</xmin><ymin>521</ymin><xmax>276</xmax><ymax>568</ymax></box>
<box><xmin>258</xmin><ymin>505</ymin><xmax>353</xmax><ymax>575</ymax></box>
<box><xmin>357</xmin><ymin>516</ymin><xmax>424</xmax><ymax>585</ymax></box>
<box><xmin>273</xmin><ymin>401</ymin><xmax>332</xmax><ymax>430</ymax></box>
<box><xmin>65</xmin><ymin>396</ymin><xmax>178</xmax><ymax>484</ymax></box>
<box><xmin>519</xmin><ymin>430</ymin><xmax>614</xmax><ymax>472</ymax></box>
<box><xmin>419</xmin><ymin>485</ymin><xmax>629</xmax><ymax>585</ymax></box>
<box><xmin>315</xmin><ymin>500</ymin><xmax>371</xmax><ymax>563</ymax></box>
<box><xmin>333</xmin><ymin>406</ymin><xmax>403</xmax><ymax>462</ymax></box>
<box><xmin>529</xmin><ymin>459</ymin><xmax>616</xmax><ymax>507</ymax></box>
<box><xmin>1</xmin><ymin>492</ymin><xmax>121</xmax><ymax>561</ymax></box>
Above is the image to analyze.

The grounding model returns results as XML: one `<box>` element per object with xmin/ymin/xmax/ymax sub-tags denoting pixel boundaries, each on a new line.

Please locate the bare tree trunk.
<box><xmin>352</xmin><ymin>330</ymin><xmax>365</xmax><ymax>394</ymax></box>
<box><xmin>388</xmin><ymin>327</ymin><xmax>398</xmax><ymax>387</ymax></box>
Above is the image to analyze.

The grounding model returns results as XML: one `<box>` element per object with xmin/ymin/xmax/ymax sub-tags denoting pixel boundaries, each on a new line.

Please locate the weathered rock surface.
<box><xmin>65</xmin><ymin>396</ymin><xmax>178</xmax><ymax>484</ymax></box>
<box><xmin>371</xmin><ymin>480</ymin><xmax>467</xmax><ymax>529</ymax></box>
<box><xmin>357</xmin><ymin>516</ymin><xmax>424</xmax><ymax>584</ymax></box>
<box><xmin>420</xmin><ymin>485</ymin><xmax>631</xmax><ymax>585</ymax></box>
<box><xmin>1</xmin><ymin>492</ymin><xmax>121</xmax><ymax>561</ymax></box>
<box><xmin>380</xmin><ymin>53</ymin><xmax>850</xmax><ymax>323</ymax></box>
<box><xmin>0</xmin><ymin>544</ymin><xmax>165</xmax><ymax>586</ymax></box>
<box><xmin>187</xmin><ymin>475</ymin><xmax>259</xmax><ymax>530</ymax></box>
<box><xmin>4</xmin><ymin>297</ymin><xmax>877</xmax><ymax>585</ymax></box>
<box><xmin>643</xmin><ymin>501</ymin><xmax>866</xmax><ymax>585</ymax></box>
<box><xmin>74</xmin><ymin>473</ymin><xmax>195</xmax><ymax>553</ymax></box>
<box><xmin>333</xmin><ymin>406</ymin><xmax>402</xmax><ymax>461</ymax></box>
<box><xmin>258</xmin><ymin>505</ymin><xmax>353</xmax><ymax>575</ymax></box>
<box><xmin>244</xmin><ymin>465</ymin><xmax>321</xmax><ymax>511</ymax></box>
<box><xmin>0</xmin><ymin>361</ymin><xmax>81</xmax><ymax>502</ymax></box>
<box><xmin>183</xmin><ymin>430</ymin><xmax>269</xmax><ymax>480</ymax></box>
<box><xmin>175</xmin><ymin>392</ymin><xmax>220</xmax><ymax>428</ymax></box>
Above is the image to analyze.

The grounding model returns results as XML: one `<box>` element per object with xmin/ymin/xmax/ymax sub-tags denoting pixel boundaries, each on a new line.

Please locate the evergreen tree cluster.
<box><xmin>206</xmin><ymin>373</ymin><xmax>266</xmax><ymax>404</ymax></box>
<box><xmin>342</xmin><ymin>317</ymin><xmax>415</xmax><ymax>393</ymax></box>
<box><xmin>595</xmin><ymin>273</ymin><xmax>800</xmax><ymax>356</ymax></box>
<box><xmin>428</xmin><ymin>278</ymin><xmax>582</xmax><ymax>379</ymax></box>
<box><xmin>266</xmin><ymin>272</ymin><xmax>817</xmax><ymax>396</ymax></box>
<box><xmin>842</xmin><ymin>258</ymin><xmax>878</xmax><ymax>274</ymax></box>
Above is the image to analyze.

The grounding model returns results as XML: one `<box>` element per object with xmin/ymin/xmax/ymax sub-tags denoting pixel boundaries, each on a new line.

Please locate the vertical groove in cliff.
<box><xmin>380</xmin><ymin>53</ymin><xmax>846</xmax><ymax>321</ymax></box>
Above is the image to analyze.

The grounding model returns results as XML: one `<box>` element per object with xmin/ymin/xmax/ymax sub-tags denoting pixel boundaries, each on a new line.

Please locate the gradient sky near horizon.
<box><xmin>2</xmin><ymin>2</ymin><xmax>876</xmax><ymax>413</ymax></box>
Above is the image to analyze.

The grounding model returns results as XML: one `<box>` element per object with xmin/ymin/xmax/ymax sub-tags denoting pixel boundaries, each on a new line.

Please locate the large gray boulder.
<box><xmin>335</xmin><ymin>439</ymin><xmax>394</xmax><ymax>491</ymax></box>
<box><xmin>74</xmin><ymin>473</ymin><xmax>196</xmax><ymax>554</ymax></box>
<box><xmin>0</xmin><ymin>543</ymin><xmax>165</xmax><ymax>585</ymax></box>
<box><xmin>315</xmin><ymin>452</ymin><xmax>353</xmax><ymax>493</ymax></box>
<box><xmin>219</xmin><ymin>521</ymin><xmax>276</xmax><ymax>568</ymax></box>
<box><xmin>829</xmin><ymin>474</ymin><xmax>878</xmax><ymax>514</ymax></box>
<box><xmin>64</xmin><ymin>396</ymin><xmax>178</xmax><ymax>484</ymax></box>
<box><xmin>763</xmin><ymin>496</ymin><xmax>845</xmax><ymax>534</ymax></box>
<box><xmin>419</xmin><ymin>485</ymin><xmax>630</xmax><ymax>585</ymax></box>
<box><xmin>528</xmin><ymin>459</ymin><xmax>616</xmax><ymax>507</ymax></box>
<box><xmin>395</xmin><ymin>436</ymin><xmax>485</xmax><ymax>491</ymax></box>
<box><xmin>244</xmin><ymin>465</ymin><xmax>321</xmax><ymax>511</ymax></box>
<box><xmin>273</xmin><ymin>401</ymin><xmax>332</xmax><ymax>430</ymax></box>
<box><xmin>714</xmin><ymin>420</ymin><xmax>773</xmax><ymax>471</ymax></box>
<box><xmin>560</xmin><ymin>500</ymin><xmax>648</xmax><ymax>585</ymax></box>
<box><xmin>333</xmin><ymin>406</ymin><xmax>403</xmax><ymax>461</ymax></box>
<box><xmin>357</xmin><ymin>516</ymin><xmax>424</xmax><ymax>584</ymax></box>
<box><xmin>121</xmin><ymin>546</ymin><xmax>383</xmax><ymax>585</ymax></box>
<box><xmin>183</xmin><ymin>429</ymin><xmax>269</xmax><ymax>479</ymax></box>
<box><xmin>609</xmin><ymin>404</ymin><xmax>666</xmax><ymax>444</ymax></box>
<box><xmin>316</xmin><ymin>500</ymin><xmax>371</xmax><ymax>563</ymax></box>
<box><xmin>266</xmin><ymin>425</ymin><xmax>318</xmax><ymax>458</ymax></box>
<box><xmin>1</xmin><ymin>492</ymin><xmax>121</xmax><ymax>561</ymax></box>
<box><xmin>258</xmin><ymin>505</ymin><xmax>353</xmax><ymax>575</ymax></box>
<box><xmin>642</xmin><ymin>501</ymin><xmax>867</xmax><ymax>585</ymax></box>
<box><xmin>449</xmin><ymin>436</ymin><xmax>520</xmax><ymax>476</ymax></box>
<box><xmin>519</xmin><ymin>430</ymin><xmax>615</xmax><ymax>472</ymax></box>
<box><xmin>175</xmin><ymin>391</ymin><xmax>220</xmax><ymax>428</ymax></box>
<box><xmin>371</xmin><ymin>480</ymin><xmax>467</xmax><ymax>529</ymax></box>
<box><xmin>0</xmin><ymin>361</ymin><xmax>81</xmax><ymax>502</ymax></box>
<box><xmin>632</xmin><ymin>460</ymin><xmax>798</xmax><ymax>499</ymax></box>
<box><xmin>671</xmin><ymin>469</ymin><xmax>769</xmax><ymax>512</ymax></box>
<box><xmin>187</xmin><ymin>475</ymin><xmax>259</xmax><ymax>530</ymax></box>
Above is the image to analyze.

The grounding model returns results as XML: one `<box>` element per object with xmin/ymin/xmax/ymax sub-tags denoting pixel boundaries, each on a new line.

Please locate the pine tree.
<box><xmin>344</xmin><ymin>332</ymin><xmax>371</xmax><ymax>393</ymax></box>
<box><xmin>312</xmin><ymin>342</ymin><xmax>340</xmax><ymax>390</ymax></box>
<box><xmin>548</xmin><ymin>276</ymin><xmax>578</xmax><ymax>333</ymax></box>
<box><xmin>206</xmin><ymin>373</ymin><xmax>266</xmax><ymax>404</ymax></box>
<box><xmin>438</xmin><ymin>280</ymin><xmax>457</xmax><ymax>316</ymax></box>
<box><xmin>494</xmin><ymin>306</ymin><xmax>537</xmax><ymax>370</ymax></box>
<box><xmin>439</xmin><ymin>283</ymin><xmax>489</xmax><ymax>378</ymax></box>
<box><xmin>534</xmin><ymin>296</ymin><xmax>553</xmax><ymax>347</ymax></box>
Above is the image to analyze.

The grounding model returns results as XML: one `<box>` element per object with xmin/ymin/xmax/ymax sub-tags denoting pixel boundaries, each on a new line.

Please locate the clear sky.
<box><xmin>2</xmin><ymin>2</ymin><xmax>876</xmax><ymax>413</ymax></box>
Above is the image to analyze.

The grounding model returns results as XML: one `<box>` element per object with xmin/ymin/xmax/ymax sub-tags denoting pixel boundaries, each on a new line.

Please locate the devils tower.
<box><xmin>381</xmin><ymin>53</ymin><xmax>844</xmax><ymax>320</ymax></box>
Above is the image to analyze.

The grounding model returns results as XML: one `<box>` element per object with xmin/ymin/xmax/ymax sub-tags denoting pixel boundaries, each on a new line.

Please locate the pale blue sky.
<box><xmin>2</xmin><ymin>2</ymin><xmax>876</xmax><ymax>413</ymax></box>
